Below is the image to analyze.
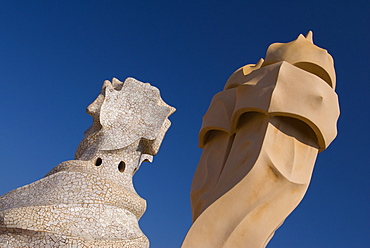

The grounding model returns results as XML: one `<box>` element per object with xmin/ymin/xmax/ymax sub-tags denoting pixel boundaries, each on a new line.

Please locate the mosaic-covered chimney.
<box><xmin>0</xmin><ymin>77</ymin><xmax>175</xmax><ymax>247</ymax></box>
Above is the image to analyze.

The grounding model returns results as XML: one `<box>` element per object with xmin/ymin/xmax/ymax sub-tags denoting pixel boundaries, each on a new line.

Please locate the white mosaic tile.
<box><xmin>0</xmin><ymin>77</ymin><xmax>175</xmax><ymax>247</ymax></box>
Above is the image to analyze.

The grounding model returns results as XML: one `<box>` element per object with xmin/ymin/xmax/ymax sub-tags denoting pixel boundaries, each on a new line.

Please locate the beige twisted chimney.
<box><xmin>182</xmin><ymin>32</ymin><xmax>339</xmax><ymax>248</ymax></box>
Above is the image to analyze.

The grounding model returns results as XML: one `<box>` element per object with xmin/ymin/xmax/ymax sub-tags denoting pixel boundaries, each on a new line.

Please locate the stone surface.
<box><xmin>182</xmin><ymin>32</ymin><xmax>339</xmax><ymax>248</ymax></box>
<box><xmin>0</xmin><ymin>77</ymin><xmax>175</xmax><ymax>247</ymax></box>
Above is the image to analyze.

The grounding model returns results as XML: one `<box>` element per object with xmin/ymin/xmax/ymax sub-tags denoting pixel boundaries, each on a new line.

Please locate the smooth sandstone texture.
<box><xmin>0</xmin><ymin>77</ymin><xmax>175</xmax><ymax>247</ymax></box>
<box><xmin>182</xmin><ymin>32</ymin><xmax>339</xmax><ymax>248</ymax></box>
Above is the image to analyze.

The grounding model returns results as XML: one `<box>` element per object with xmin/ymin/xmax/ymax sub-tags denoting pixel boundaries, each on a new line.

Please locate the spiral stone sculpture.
<box><xmin>0</xmin><ymin>77</ymin><xmax>175</xmax><ymax>247</ymax></box>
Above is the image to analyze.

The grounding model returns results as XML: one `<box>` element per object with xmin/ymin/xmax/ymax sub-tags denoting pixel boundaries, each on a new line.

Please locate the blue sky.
<box><xmin>0</xmin><ymin>1</ymin><xmax>369</xmax><ymax>247</ymax></box>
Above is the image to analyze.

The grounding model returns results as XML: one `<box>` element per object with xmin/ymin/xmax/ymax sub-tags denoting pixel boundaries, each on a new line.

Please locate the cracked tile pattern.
<box><xmin>0</xmin><ymin>77</ymin><xmax>175</xmax><ymax>247</ymax></box>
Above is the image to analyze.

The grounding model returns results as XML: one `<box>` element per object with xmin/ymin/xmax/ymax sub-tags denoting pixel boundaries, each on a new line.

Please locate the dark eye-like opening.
<box><xmin>118</xmin><ymin>161</ymin><xmax>126</xmax><ymax>173</ymax></box>
<box><xmin>95</xmin><ymin>157</ymin><xmax>102</xmax><ymax>166</ymax></box>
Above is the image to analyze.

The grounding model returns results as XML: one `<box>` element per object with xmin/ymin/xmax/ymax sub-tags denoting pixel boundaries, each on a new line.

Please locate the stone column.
<box><xmin>182</xmin><ymin>32</ymin><xmax>339</xmax><ymax>248</ymax></box>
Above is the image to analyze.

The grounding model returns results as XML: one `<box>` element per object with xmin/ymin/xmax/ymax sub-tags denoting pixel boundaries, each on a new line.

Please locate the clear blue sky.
<box><xmin>0</xmin><ymin>1</ymin><xmax>369</xmax><ymax>247</ymax></box>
